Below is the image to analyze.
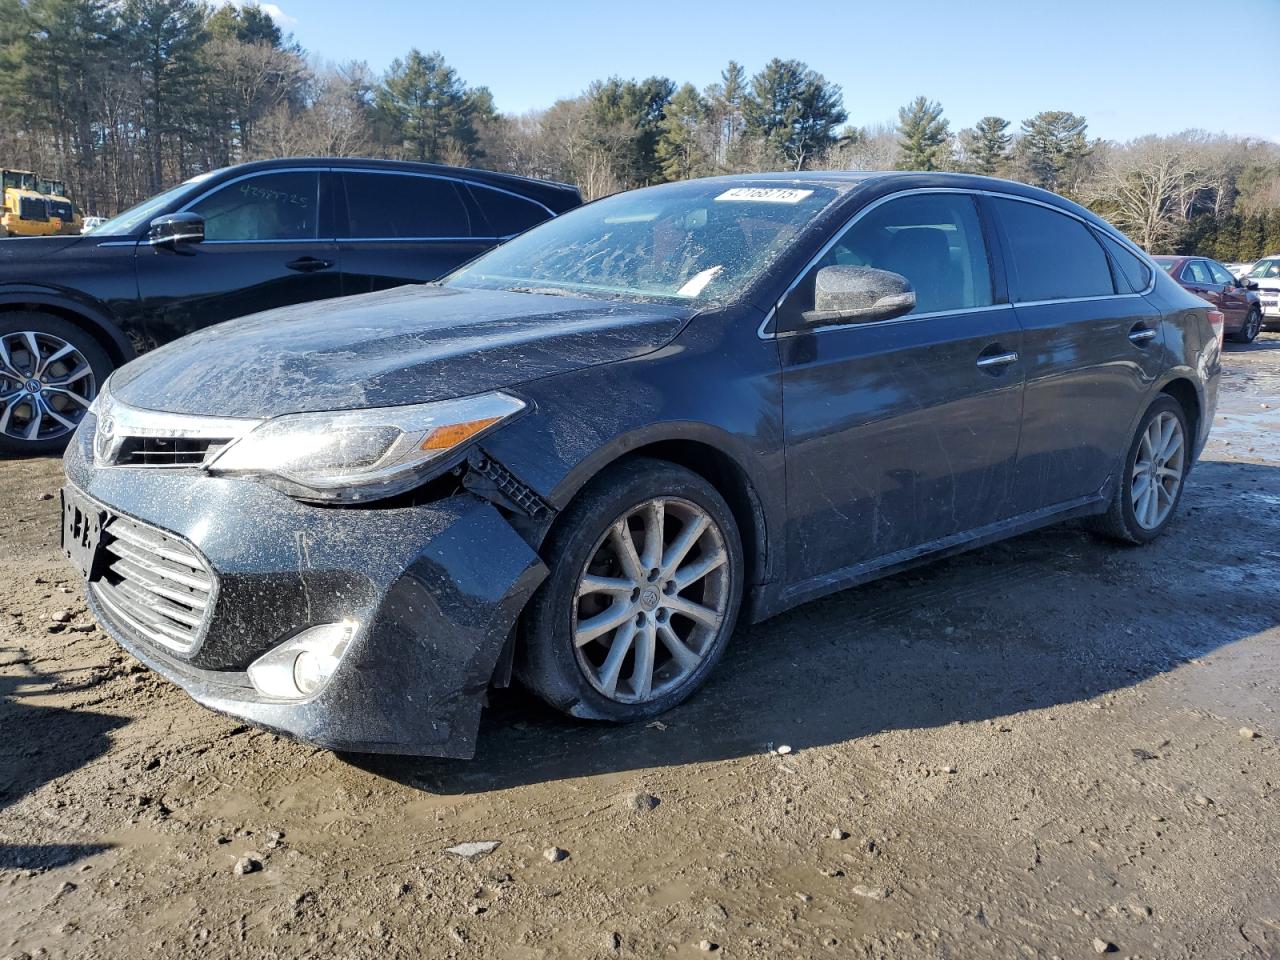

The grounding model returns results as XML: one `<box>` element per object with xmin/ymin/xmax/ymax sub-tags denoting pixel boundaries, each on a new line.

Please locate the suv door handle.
<box><xmin>286</xmin><ymin>256</ymin><xmax>334</xmax><ymax>273</ymax></box>
<box><xmin>1128</xmin><ymin>324</ymin><xmax>1157</xmax><ymax>346</ymax></box>
<box><xmin>976</xmin><ymin>349</ymin><xmax>1018</xmax><ymax>370</ymax></box>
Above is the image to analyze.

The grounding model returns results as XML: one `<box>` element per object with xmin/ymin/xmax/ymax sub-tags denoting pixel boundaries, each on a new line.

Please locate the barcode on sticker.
<box><xmin>715</xmin><ymin>187</ymin><xmax>814</xmax><ymax>204</ymax></box>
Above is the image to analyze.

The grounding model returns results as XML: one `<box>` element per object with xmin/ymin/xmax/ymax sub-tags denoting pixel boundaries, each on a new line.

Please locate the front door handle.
<box><xmin>287</xmin><ymin>256</ymin><xmax>334</xmax><ymax>273</ymax></box>
<box><xmin>1128</xmin><ymin>324</ymin><xmax>1157</xmax><ymax>346</ymax></box>
<box><xmin>976</xmin><ymin>350</ymin><xmax>1018</xmax><ymax>369</ymax></box>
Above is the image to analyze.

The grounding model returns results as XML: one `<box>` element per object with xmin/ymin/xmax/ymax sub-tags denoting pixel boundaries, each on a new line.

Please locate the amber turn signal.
<box><xmin>420</xmin><ymin>416</ymin><xmax>504</xmax><ymax>450</ymax></box>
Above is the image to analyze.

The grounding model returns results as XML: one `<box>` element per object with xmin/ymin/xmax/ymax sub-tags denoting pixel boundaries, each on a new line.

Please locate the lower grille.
<box><xmin>19</xmin><ymin>196</ymin><xmax>48</xmax><ymax>221</ymax></box>
<box><xmin>91</xmin><ymin>514</ymin><xmax>216</xmax><ymax>654</ymax></box>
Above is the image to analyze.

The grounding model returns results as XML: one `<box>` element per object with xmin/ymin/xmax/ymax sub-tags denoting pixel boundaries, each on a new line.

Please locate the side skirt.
<box><xmin>752</xmin><ymin>490</ymin><xmax>1110</xmax><ymax>623</ymax></box>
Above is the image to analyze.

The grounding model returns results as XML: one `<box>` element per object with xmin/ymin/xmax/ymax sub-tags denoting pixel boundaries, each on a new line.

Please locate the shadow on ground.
<box><xmin>351</xmin><ymin>460</ymin><xmax>1279</xmax><ymax>795</ymax></box>
<box><xmin>0</xmin><ymin>650</ymin><xmax>123</xmax><ymax>869</ymax></box>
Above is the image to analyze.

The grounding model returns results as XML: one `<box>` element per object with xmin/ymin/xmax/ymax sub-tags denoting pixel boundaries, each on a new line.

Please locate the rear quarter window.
<box><xmin>991</xmin><ymin>197</ymin><xmax>1115</xmax><ymax>302</ymax></box>
<box><xmin>1098</xmin><ymin>232</ymin><xmax>1153</xmax><ymax>293</ymax></box>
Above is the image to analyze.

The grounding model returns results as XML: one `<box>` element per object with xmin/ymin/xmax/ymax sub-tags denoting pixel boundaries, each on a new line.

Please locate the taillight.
<box><xmin>1207</xmin><ymin>309</ymin><xmax>1225</xmax><ymax>346</ymax></box>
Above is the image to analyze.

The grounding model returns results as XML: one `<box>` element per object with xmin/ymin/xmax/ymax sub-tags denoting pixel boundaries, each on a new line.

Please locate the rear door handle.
<box><xmin>1128</xmin><ymin>324</ymin><xmax>1157</xmax><ymax>345</ymax></box>
<box><xmin>976</xmin><ymin>350</ymin><xmax>1018</xmax><ymax>369</ymax></box>
<box><xmin>287</xmin><ymin>256</ymin><xmax>334</xmax><ymax>273</ymax></box>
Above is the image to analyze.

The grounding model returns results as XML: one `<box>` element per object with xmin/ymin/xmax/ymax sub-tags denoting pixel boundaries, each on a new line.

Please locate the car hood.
<box><xmin>0</xmin><ymin>234</ymin><xmax>87</xmax><ymax>260</ymax></box>
<box><xmin>110</xmin><ymin>284</ymin><xmax>694</xmax><ymax>417</ymax></box>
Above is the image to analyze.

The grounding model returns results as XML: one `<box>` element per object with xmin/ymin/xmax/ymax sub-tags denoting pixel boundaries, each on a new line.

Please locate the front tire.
<box><xmin>0</xmin><ymin>312</ymin><xmax>111</xmax><ymax>456</ymax></box>
<box><xmin>517</xmin><ymin>457</ymin><xmax>744</xmax><ymax>722</ymax></box>
<box><xmin>1229</xmin><ymin>307</ymin><xmax>1262</xmax><ymax>344</ymax></box>
<box><xmin>1090</xmin><ymin>395</ymin><xmax>1189</xmax><ymax>545</ymax></box>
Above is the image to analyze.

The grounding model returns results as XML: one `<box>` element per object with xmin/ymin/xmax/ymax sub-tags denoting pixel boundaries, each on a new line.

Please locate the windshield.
<box><xmin>447</xmin><ymin>180</ymin><xmax>843</xmax><ymax>305</ymax></box>
<box><xmin>3</xmin><ymin>171</ymin><xmax>37</xmax><ymax>192</ymax></box>
<box><xmin>93</xmin><ymin>172</ymin><xmax>216</xmax><ymax>237</ymax></box>
<box><xmin>1151</xmin><ymin>257</ymin><xmax>1177</xmax><ymax>274</ymax></box>
<box><xmin>1248</xmin><ymin>259</ymin><xmax>1279</xmax><ymax>280</ymax></box>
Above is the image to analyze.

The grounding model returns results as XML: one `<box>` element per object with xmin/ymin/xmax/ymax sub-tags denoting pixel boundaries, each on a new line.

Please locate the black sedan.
<box><xmin>0</xmin><ymin>157</ymin><xmax>580</xmax><ymax>454</ymax></box>
<box><xmin>61</xmin><ymin>172</ymin><xmax>1221</xmax><ymax>758</ymax></box>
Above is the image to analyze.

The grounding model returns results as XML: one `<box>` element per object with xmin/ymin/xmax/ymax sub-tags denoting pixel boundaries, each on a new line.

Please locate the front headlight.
<box><xmin>205</xmin><ymin>392</ymin><xmax>526</xmax><ymax>502</ymax></box>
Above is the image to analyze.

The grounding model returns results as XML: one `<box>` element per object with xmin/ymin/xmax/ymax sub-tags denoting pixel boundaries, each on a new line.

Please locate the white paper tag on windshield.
<box><xmin>715</xmin><ymin>187</ymin><xmax>814</xmax><ymax>204</ymax></box>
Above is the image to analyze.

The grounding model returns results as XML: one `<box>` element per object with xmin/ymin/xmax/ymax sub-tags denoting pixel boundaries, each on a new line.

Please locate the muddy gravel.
<box><xmin>3</xmin><ymin>338</ymin><xmax>1280</xmax><ymax>959</ymax></box>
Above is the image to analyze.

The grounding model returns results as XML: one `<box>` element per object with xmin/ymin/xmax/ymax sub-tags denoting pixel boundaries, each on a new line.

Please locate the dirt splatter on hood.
<box><xmin>109</xmin><ymin>284</ymin><xmax>694</xmax><ymax>417</ymax></box>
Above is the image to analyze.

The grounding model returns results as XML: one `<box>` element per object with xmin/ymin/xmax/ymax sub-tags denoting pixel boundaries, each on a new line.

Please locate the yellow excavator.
<box><xmin>1</xmin><ymin>168</ymin><xmax>62</xmax><ymax>237</ymax></box>
<box><xmin>38</xmin><ymin>176</ymin><xmax>82</xmax><ymax>235</ymax></box>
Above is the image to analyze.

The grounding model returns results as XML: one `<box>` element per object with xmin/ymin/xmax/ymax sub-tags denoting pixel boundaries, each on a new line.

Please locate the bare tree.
<box><xmin>1085</xmin><ymin>136</ymin><xmax>1212</xmax><ymax>251</ymax></box>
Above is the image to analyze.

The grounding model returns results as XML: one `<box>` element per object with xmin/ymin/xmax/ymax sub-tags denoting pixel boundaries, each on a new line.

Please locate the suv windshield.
<box><xmin>447</xmin><ymin>180</ymin><xmax>842</xmax><ymax>305</ymax></box>
<box><xmin>93</xmin><ymin>171</ymin><xmax>217</xmax><ymax>238</ymax></box>
<box><xmin>1248</xmin><ymin>259</ymin><xmax>1280</xmax><ymax>280</ymax></box>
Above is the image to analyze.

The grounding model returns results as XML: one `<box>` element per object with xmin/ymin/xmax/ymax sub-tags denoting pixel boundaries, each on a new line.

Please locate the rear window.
<box><xmin>343</xmin><ymin>172</ymin><xmax>472</xmax><ymax>239</ymax></box>
<box><xmin>469</xmin><ymin>185</ymin><xmax>551</xmax><ymax>237</ymax></box>
<box><xmin>992</xmin><ymin>197</ymin><xmax>1115</xmax><ymax>301</ymax></box>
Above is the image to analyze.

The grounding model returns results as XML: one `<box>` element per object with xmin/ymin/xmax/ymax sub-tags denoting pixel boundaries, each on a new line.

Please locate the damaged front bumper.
<box><xmin>62</xmin><ymin>420</ymin><xmax>546</xmax><ymax>758</ymax></box>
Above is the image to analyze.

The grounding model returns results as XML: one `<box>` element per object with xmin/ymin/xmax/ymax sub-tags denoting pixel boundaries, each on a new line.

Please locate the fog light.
<box><xmin>247</xmin><ymin>620</ymin><xmax>357</xmax><ymax>701</ymax></box>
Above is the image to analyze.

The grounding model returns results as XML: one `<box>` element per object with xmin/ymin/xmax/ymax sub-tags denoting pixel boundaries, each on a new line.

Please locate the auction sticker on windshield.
<box><xmin>715</xmin><ymin>187</ymin><xmax>814</xmax><ymax>204</ymax></box>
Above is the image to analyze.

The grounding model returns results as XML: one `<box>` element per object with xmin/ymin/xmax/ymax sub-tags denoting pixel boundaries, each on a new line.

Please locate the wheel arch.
<box><xmin>539</xmin><ymin>424</ymin><xmax>775</xmax><ymax>595</ymax></box>
<box><xmin>0</xmin><ymin>290</ymin><xmax>135</xmax><ymax>368</ymax></box>
<box><xmin>1155</xmin><ymin>374</ymin><xmax>1201</xmax><ymax>450</ymax></box>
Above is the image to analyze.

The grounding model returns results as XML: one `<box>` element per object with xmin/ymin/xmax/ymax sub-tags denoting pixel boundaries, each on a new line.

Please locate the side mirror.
<box><xmin>148</xmin><ymin>212</ymin><xmax>204</xmax><ymax>248</ymax></box>
<box><xmin>1245</xmin><ymin>279</ymin><xmax>1259</xmax><ymax>290</ymax></box>
<box><xmin>803</xmin><ymin>266</ymin><xmax>916</xmax><ymax>326</ymax></box>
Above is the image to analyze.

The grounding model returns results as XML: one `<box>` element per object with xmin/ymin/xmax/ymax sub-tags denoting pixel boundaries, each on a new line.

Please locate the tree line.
<box><xmin>2</xmin><ymin>0</ymin><xmax>1278</xmax><ymax>261</ymax></box>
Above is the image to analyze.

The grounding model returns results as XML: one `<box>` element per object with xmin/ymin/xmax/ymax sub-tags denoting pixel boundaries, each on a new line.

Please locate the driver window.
<box><xmin>783</xmin><ymin>192</ymin><xmax>993</xmax><ymax>327</ymax></box>
<box><xmin>1207</xmin><ymin>262</ymin><xmax>1234</xmax><ymax>286</ymax></box>
<box><xmin>190</xmin><ymin>171</ymin><xmax>319</xmax><ymax>242</ymax></box>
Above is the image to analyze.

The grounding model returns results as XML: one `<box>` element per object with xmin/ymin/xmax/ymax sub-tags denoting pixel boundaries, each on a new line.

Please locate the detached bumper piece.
<box><xmin>92</xmin><ymin>514</ymin><xmax>216</xmax><ymax>655</ymax></box>
<box><xmin>63</xmin><ymin>425</ymin><xmax>548</xmax><ymax>758</ymax></box>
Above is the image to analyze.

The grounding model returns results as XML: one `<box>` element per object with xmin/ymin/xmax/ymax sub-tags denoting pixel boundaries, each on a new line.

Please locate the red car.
<box><xmin>1152</xmin><ymin>255</ymin><xmax>1263</xmax><ymax>343</ymax></box>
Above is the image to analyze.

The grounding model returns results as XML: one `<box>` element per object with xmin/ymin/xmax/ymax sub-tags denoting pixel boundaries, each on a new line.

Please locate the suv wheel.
<box><xmin>1090</xmin><ymin>395</ymin><xmax>1189</xmax><ymax>545</ymax></box>
<box><xmin>0</xmin><ymin>312</ymin><xmax>111</xmax><ymax>455</ymax></box>
<box><xmin>517</xmin><ymin>457</ymin><xmax>744</xmax><ymax>722</ymax></box>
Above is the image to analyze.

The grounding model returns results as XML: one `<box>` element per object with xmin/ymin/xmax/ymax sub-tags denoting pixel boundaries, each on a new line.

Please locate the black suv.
<box><xmin>0</xmin><ymin>158</ymin><xmax>581</xmax><ymax>453</ymax></box>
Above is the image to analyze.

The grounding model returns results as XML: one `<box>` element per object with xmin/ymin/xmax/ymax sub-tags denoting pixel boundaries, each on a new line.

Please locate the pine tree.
<box><xmin>962</xmin><ymin>116</ymin><xmax>1011</xmax><ymax>176</ymax></box>
<box><xmin>895</xmin><ymin>96</ymin><xmax>951</xmax><ymax>171</ymax></box>
<box><xmin>656</xmin><ymin>83</ymin><xmax>710</xmax><ymax>181</ymax></box>
<box><xmin>704</xmin><ymin>60</ymin><xmax>746</xmax><ymax>169</ymax></box>
<box><xmin>376</xmin><ymin>49</ymin><xmax>484</xmax><ymax>164</ymax></box>
<box><xmin>1015</xmin><ymin>110</ymin><xmax>1091</xmax><ymax>193</ymax></box>
<box><xmin>743</xmin><ymin>58</ymin><xmax>845</xmax><ymax>170</ymax></box>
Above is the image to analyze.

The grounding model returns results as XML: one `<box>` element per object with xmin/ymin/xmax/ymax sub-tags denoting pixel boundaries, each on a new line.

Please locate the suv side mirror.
<box><xmin>803</xmin><ymin>266</ymin><xmax>916</xmax><ymax>326</ymax></box>
<box><xmin>1244</xmin><ymin>279</ymin><xmax>1259</xmax><ymax>290</ymax></box>
<box><xmin>148</xmin><ymin>212</ymin><xmax>205</xmax><ymax>248</ymax></box>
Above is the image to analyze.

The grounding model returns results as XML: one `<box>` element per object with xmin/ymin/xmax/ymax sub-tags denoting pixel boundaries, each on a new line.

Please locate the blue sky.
<box><xmin>268</xmin><ymin>0</ymin><xmax>1279</xmax><ymax>142</ymax></box>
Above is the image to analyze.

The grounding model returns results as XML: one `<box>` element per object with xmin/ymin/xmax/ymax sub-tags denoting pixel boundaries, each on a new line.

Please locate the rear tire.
<box><xmin>1089</xmin><ymin>395</ymin><xmax>1189</xmax><ymax>545</ymax></box>
<box><xmin>0</xmin><ymin>312</ymin><xmax>112</xmax><ymax>456</ymax></box>
<box><xmin>517</xmin><ymin>457</ymin><xmax>744</xmax><ymax>722</ymax></box>
<box><xmin>1229</xmin><ymin>307</ymin><xmax>1262</xmax><ymax>344</ymax></box>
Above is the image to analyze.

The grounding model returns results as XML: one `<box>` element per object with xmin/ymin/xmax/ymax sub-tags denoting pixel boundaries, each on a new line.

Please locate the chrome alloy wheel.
<box><xmin>572</xmin><ymin>497</ymin><xmax>731</xmax><ymax>704</ymax></box>
<box><xmin>0</xmin><ymin>330</ymin><xmax>96</xmax><ymax>442</ymax></box>
<box><xmin>1131</xmin><ymin>410</ymin><xmax>1185</xmax><ymax>530</ymax></box>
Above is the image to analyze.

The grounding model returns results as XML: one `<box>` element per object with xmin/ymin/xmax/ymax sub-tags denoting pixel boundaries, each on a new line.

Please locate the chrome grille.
<box><xmin>114</xmin><ymin>436</ymin><xmax>232</xmax><ymax>467</ymax></box>
<box><xmin>90</xmin><ymin>514</ymin><xmax>215</xmax><ymax>654</ymax></box>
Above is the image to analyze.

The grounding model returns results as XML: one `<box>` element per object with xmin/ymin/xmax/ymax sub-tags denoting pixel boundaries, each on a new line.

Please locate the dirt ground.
<box><xmin>2</xmin><ymin>338</ymin><xmax>1279</xmax><ymax>960</ymax></box>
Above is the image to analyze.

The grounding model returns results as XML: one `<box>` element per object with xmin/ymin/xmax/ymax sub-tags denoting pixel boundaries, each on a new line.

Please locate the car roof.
<box><xmin>684</xmin><ymin>170</ymin><xmax>1121</xmax><ymax>235</ymax></box>
<box><xmin>199</xmin><ymin>157</ymin><xmax>581</xmax><ymax>203</ymax></box>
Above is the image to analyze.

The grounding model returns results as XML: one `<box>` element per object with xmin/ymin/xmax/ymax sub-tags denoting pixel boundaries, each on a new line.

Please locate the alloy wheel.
<box><xmin>572</xmin><ymin>496</ymin><xmax>731</xmax><ymax>704</ymax></box>
<box><xmin>0</xmin><ymin>330</ymin><xmax>96</xmax><ymax>443</ymax></box>
<box><xmin>1131</xmin><ymin>410</ymin><xmax>1185</xmax><ymax>530</ymax></box>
